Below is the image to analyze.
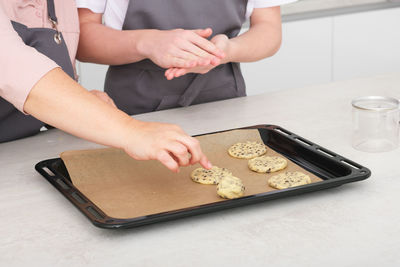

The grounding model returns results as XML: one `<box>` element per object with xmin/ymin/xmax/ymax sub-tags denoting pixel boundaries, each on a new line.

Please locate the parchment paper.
<box><xmin>61</xmin><ymin>129</ymin><xmax>322</xmax><ymax>219</ymax></box>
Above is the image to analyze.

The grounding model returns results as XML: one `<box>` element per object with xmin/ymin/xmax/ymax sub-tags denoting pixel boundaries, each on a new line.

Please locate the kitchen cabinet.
<box><xmin>242</xmin><ymin>7</ymin><xmax>400</xmax><ymax>95</ymax></box>
<box><xmin>333</xmin><ymin>7</ymin><xmax>400</xmax><ymax>81</ymax></box>
<box><xmin>76</xmin><ymin>61</ymin><xmax>107</xmax><ymax>91</ymax></box>
<box><xmin>241</xmin><ymin>17</ymin><xmax>333</xmax><ymax>96</ymax></box>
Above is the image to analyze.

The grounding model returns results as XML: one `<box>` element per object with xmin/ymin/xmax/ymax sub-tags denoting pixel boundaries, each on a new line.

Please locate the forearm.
<box><xmin>23</xmin><ymin>68</ymin><xmax>212</xmax><ymax>172</ymax></box>
<box><xmin>24</xmin><ymin>68</ymin><xmax>136</xmax><ymax>149</ymax></box>
<box><xmin>77</xmin><ymin>21</ymin><xmax>152</xmax><ymax>65</ymax></box>
<box><xmin>224</xmin><ymin>7</ymin><xmax>282</xmax><ymax>63</ymax></box>
<box><xmin>226</xmin><ymin>24</ymin><xmax>281</xmax><ymax>63</ymax></box>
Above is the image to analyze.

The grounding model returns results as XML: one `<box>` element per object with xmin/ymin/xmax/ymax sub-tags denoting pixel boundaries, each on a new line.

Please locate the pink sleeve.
<box><xmin>0</xmin><ymin>4</ymin><xmax>59</xmax><ymax>113</ymax></box>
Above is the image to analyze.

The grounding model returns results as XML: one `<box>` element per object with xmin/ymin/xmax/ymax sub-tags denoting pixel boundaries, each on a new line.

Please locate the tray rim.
<box><xmin>34</xmin><ymin>124</ymin><xmax>371</xmax><ymax>229</ymax></box>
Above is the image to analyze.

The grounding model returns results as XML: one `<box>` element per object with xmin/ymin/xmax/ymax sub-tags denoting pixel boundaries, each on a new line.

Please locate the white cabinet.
<box><xmin>242</xmin><ymin>7</ymin><xmax>400</xmax><ymax>95</ymax></box>
<box><xmin>241</xmin><ymin>17</ymin><xmax>333</xmax><ymax>96</ymax></box>
<box><xmin>76</xmin><ymin>61</ymin><xmax>108</xmax><ymax>91</ymax></box>
<box><xmin>333</xmin><ymin>7</ymin><xmax>400</xmax><ymax>81</ymax></box>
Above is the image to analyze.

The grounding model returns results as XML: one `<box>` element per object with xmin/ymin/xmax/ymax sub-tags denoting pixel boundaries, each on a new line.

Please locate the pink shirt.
<box><xmin>0</xmin><ymin>0</ymin><xmax>79</xmax><ymax>112</ymax></box>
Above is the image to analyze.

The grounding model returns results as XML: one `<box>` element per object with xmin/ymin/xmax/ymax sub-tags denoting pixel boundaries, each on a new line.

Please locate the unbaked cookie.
<box><xmin>191</xmin><ymin>166</ymin><xmax>232</xmax><ymax>185</ymax></box>
<box><xmin>228</xmin><ymin>141</ymin><xmax>267</xmax><ymax>159</ymax></box>
<box><xmin>268</xmin><ymin>171</ymin><xmax>312</xmax><ymax>189</ymax></box>
<box><xmin>248</xmin><ymin>156</ymin><xmax>288</xmax><ymax>173</ymax></box>
<box><xmin>217</xmin><ymin>175</ymin><xmax>245</xmax><ymax>199</ymax></box>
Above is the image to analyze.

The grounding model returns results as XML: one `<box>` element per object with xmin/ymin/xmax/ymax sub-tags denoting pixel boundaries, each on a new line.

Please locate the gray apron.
<box><xmin>105</xmin><ymin>0</ymin><xmax>248</xmax><ymax>115</ymax></box>
<box><xmin>0</xmin><ymin>0</ymin><xmax>74</xmax><ymax>143</ymax></box>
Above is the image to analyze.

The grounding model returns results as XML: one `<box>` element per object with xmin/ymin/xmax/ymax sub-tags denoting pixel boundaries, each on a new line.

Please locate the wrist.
<box><xmin>113</xmin><ymin>112</ymin><xmax>143</xmax><ymax>151</ymax></box>
<box><xmin>135</xmin><ymin>29</ymin><xmax>159</xmax><ymax>59</ymax></box>
<box><xmin>222</xmin><ymin>38</ymin><xmax>238</xmax><ymax>64</ymax></box>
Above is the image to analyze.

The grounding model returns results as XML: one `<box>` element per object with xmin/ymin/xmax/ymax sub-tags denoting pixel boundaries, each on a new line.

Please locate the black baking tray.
<box><xmin>35</xmin><ymin>125</ymin><xmax>371</xmax><ymax>229</ymax></box>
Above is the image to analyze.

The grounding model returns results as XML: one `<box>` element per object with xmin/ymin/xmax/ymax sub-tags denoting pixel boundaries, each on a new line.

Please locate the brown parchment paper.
<box><xmin>61</xmin><ymin>129</ymin><xmax>322</xmax><ymax>219</ymax></box>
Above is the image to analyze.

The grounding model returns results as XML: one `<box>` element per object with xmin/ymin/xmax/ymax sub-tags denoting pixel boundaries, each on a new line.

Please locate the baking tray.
<box><xmin>35</xmin><ymin>125</ymin><xmax>371</xmax><ymax>229</ymax></box>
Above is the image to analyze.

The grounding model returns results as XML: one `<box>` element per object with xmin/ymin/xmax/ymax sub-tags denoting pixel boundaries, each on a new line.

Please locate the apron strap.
<box><xmin>46</xmin><ymin>0</ymin><xmax>62</xmax><ymax>44</ymax></box>
<box><xmin>47</xmin><ymin>0</ymin><xmax>57</xmax><ymax>23</ymax></box>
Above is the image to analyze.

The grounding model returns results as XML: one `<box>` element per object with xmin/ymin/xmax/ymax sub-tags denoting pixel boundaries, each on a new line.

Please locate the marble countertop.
<box><xmin>1</xmin><ymin>73</ymin><xmax>400</xmax><ymax>266</ymax></box>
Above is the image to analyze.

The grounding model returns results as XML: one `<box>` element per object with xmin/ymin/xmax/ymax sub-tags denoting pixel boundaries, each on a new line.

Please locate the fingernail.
<box><xmin>207</xmin><ymin>161</ymin><xmax>213</xmax><ymax>169</ymax></box>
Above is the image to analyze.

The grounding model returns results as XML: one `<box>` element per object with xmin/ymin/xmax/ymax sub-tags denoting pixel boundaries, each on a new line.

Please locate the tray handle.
<box><xmin>264</xmin><ymin>125</ymin><xmax>371</xmax><ymax>181</ymax></box>
<box><xmin>35</xmin><ymin>160</ymin><xmax>126</xmax><ymax>228</ymax></box>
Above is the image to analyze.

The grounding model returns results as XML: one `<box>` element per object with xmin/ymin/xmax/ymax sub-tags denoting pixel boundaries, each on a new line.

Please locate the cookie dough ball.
<box><xmin>248</xmin><ymin>156</ymin><xmax>287</xmax><ymax>173</ymax></box>
<box><xmin>217</xmin><ymin>176</ymin><xmax>245</xmax><ymax>199</ymax></box>
<box><xmin>191</xmin><ymin>166</ymin><xmax>232</xmax><ymax>185</ymax></box>
<box><xmin>268</xmin><ymin>171</ymin><xmax>312</xmax><ymax>189</ymax></box>
<box><xmin>228</xmin><ymin>141</ymin><xmax>267</xmax><ymax>159</ymax></box>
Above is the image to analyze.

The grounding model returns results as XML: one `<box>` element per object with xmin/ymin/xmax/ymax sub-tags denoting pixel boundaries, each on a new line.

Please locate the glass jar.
<box><xmin>352</xmin><ymin>96</ymin><xmax>399</xmax><ymax>152</ymax></box>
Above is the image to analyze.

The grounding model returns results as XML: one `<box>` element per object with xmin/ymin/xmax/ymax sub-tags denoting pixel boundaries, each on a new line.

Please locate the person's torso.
<box><xmin>0</xmin><ymin>0</ymin><xmax>79</xmax><ymax>143</ymax></box>
<box><xmin>122</xmin><ymin>0</ymin><xmax>247</xmax><ymax>37</ymax></box>
<box><xmin>1</xmin><ymin>0</ymin><xmax>79</xmax><ymax>67</ymax></box>
<box><xmin>104</xmin><ymin>0</ymin><xmax>248</xmax><ymax>115</ymax></box>
<box><xmin>87</xmin><ymin>0</ymin><xmax>273</xmax><ymax>30</ymax></box>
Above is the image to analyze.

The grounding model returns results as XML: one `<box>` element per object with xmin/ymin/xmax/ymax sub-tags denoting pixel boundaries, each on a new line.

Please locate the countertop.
<box><xmin>281</xmin><ymin>0</ymin><xmax>400</xmax><ymax>21</ymax></box>
<box><xmin>1</xmin><ymin>73</ymin><xmax>400</xmax><ymax>266</ymax></box>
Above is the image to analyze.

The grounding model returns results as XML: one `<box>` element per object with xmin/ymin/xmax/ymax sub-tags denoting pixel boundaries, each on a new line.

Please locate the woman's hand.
<box><xmin>137</xmin><ymin>28</ymin><xmax>225</xmax><ymax>69</ymax></box>
<box><xmin>124</xmin><ymin>120</ymin><xmax>212</xmax><ymax>172</ymax></box>
<box><xmin>164</xmin><ymin>34</ymin><xmax>230</xmax><ymax>80</ymax></box>
<box><xmin>86</xmin><ymin>91</ymin><xmax>211</xmax><ymax>172</ymax></box>
<box><xmin>24</xmin><ymin>68</ymin><xmax>211</xmax><ymax>173</ymax></box>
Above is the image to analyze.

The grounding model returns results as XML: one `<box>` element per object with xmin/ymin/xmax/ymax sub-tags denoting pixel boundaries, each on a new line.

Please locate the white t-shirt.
<box><xmin>76</xmin><ymin>0</ymin><xmax>297</xmax><ymax>30</ymax></box>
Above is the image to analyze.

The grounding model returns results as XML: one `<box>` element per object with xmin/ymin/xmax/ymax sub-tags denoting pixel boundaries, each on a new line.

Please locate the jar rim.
<box><xmin>352</xmin><ymin>96</ymin><xmax>399</xmax><ymax>111</ymax></box>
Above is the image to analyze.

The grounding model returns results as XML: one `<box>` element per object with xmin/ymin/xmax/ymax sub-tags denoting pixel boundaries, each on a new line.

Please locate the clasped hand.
<box><xmin>139</xmin><ymin>28</ymin><xmax>229</xmax><ymax>79</ymax></box>
<box><xmin>165</xmin><ymin>34</ymin><xmax>230</xmax><ymax>80</ymax></box>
